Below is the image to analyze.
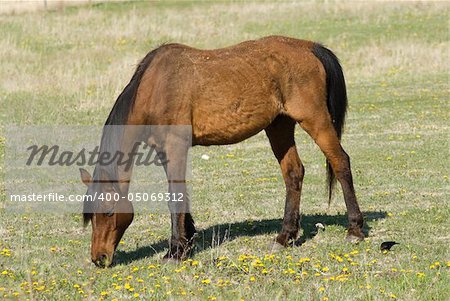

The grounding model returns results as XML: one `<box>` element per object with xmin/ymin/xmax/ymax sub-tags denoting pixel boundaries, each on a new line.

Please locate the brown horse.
<box><xmin>79</xmin><ymin>35</ymin><xmax>364</xmax><ymax>267</ymax></box>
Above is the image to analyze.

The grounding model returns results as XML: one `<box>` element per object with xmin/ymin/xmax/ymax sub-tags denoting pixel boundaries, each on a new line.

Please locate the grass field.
<box><xmin>0</xmin><ymin>1</ymin><xmax>449</xmax><ymax>300</ymax></box>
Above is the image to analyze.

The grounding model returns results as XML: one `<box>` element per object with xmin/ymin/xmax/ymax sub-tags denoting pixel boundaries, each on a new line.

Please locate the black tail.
<box><xmin>311</xmin><ymin>43</ymin><xmax>348</xmax><ymax>206</ymax></box>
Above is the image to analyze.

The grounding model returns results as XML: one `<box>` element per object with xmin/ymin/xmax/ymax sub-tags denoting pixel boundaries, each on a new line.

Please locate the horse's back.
<box><xmin>133</xmin><ymin>36</ymin><xmax>323</xmax><ymax>145</ymax></box>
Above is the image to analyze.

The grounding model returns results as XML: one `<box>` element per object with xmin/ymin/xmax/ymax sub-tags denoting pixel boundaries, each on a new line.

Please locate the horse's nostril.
<box><xmin>93</xmin><ymin>254</ymin><xmax>109</xmax><ymax>267</ymax></box>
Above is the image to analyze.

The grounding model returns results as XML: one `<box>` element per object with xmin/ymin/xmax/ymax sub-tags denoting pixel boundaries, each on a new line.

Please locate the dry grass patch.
<box><xmin>347</xmin><ymin>40</ymin><xmax>449</xmax><ymax>80</ymax></box>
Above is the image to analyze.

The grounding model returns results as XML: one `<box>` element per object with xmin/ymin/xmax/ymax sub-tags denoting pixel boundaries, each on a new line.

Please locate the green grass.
<box><xmin>0</xmin><ymin>1</ymin><xmax>449</xmax><ymax>300</ymax></box>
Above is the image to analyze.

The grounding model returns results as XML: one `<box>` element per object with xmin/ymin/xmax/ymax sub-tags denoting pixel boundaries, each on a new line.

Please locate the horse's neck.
<box><xmin>99</xmin><ymin>125</ymin><xmax>143</xmax><ymax>194</ymax></box>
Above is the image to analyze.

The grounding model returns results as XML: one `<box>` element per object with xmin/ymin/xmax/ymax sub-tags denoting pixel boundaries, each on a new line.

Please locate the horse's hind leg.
<box><xmin>265</xmin><ymin>115</ymin><xmax>304</xmax><ymax>246</ymax></box>
<box><xmin>310</xmin><ymin>124</ymin><xmax>364</xmax><ymax>242</ymax></box>
<box><xmin>286</xmin><ymin>92</ymin><xmax>364</xmax><ymax>242</ymax></box>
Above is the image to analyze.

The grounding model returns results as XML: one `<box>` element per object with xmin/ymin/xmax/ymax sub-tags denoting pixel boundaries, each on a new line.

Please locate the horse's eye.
<box><xmin>105</xmin><ymin>210</ymin><xmax>114</xmax><ymax>217</ymax></box>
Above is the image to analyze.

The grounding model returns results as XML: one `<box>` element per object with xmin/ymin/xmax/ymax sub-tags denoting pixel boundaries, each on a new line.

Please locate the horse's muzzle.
<box><xmin>93</xmin><ymin>253</ymin><xmax>111</xmax><ymax>268</ymax></box>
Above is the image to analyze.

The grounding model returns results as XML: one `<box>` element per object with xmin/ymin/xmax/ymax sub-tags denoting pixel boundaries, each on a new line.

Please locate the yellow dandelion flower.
<box><xmin>100</xmin><ymin>291</ymin><xmax>108</xmax><ymax>296</ymax></box>
<box><xmin>201</xmin><ymin>279</ymin><xmax>211</xmax><ymax>284</ymax></box>
<box><xmin>162</xmin><ymin>276</ymin><xmax>170</xmax><ymax>282</ymax></box>
<box><xmin>1</xmin><ymin>248</ymin><xmax>12</xmax><ymax>257</ymax></box>
<box><xmin>250</xmin><ymin>276</ymin><xmax>256</xmax><ymax>282</ymax></box>
<box><xmin>319</xmin><ymin>286</ymin><xmax>325</xmax><ymax>292</ymax></box>
<box><xmin>133</xmin><ymin>293</ymin><xmax>139</xmax><ymax>297</ymax></box>
<box><xmin>264</xmin><ymin>254</ymin><xmax>275</xmax><ymax>261</ymax></box>
<box><xmin>298</xmin><ymin>257</ymin><xmax>311</xmax><ymax>263</ymax></box>
<box><xmin>238</xmin><ymin>254</ymin><xmax>246</xmax><ymax>261</ymax></box>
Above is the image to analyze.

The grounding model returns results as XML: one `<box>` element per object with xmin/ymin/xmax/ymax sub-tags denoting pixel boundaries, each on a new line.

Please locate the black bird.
<box><xmin>380</xmin><ymin>241</ymin><xmax>399</xmax><ymax>251</ymax></box>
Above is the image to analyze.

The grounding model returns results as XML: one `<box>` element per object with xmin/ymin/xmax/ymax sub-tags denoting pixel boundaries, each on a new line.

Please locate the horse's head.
<box><xmin>79</xmin><ymin>168</ymin><xmax>134</xmax><ymax>267</ymax></box>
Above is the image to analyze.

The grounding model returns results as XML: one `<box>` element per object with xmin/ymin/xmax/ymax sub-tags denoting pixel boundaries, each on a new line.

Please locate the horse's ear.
<box><xmin>79</xmin><ymin>168</ymin><xmax>92</xmax><ymax>186</ymax></box>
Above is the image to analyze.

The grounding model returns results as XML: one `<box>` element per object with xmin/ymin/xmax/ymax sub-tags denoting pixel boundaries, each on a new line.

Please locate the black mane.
<box><xmin>83</xmin><ymin>47</ymin><xmax>160</xmax><ymax>226</ymax></box>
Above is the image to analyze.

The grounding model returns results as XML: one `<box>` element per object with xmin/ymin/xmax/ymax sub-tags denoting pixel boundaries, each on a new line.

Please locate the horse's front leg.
<box><xmin>158</xmin><ymin>136</ymin><xmax>196</xmax><ymax>262</ymax></box>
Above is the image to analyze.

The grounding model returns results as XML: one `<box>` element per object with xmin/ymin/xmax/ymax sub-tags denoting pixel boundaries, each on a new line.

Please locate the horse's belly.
<box><xmin>192</xmin><ymin>97</ymin><xmax>280</xmax><ymax>145</ymax></box>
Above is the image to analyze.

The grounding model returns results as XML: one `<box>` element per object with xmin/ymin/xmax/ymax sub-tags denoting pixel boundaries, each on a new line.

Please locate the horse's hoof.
<box><xmin>346</xmin><ymin>234</ymin><xmax>363</xmax><ymax>244</ymax></box>
<box><xmin>161</xmin><ymin>256</ymin><xmax>181</xmax><ymax>264</ymax></box>
<box><xmin>346</xmin><ymin>228</ymin><xmax>365</xmax><ymax>244</ymax></box>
